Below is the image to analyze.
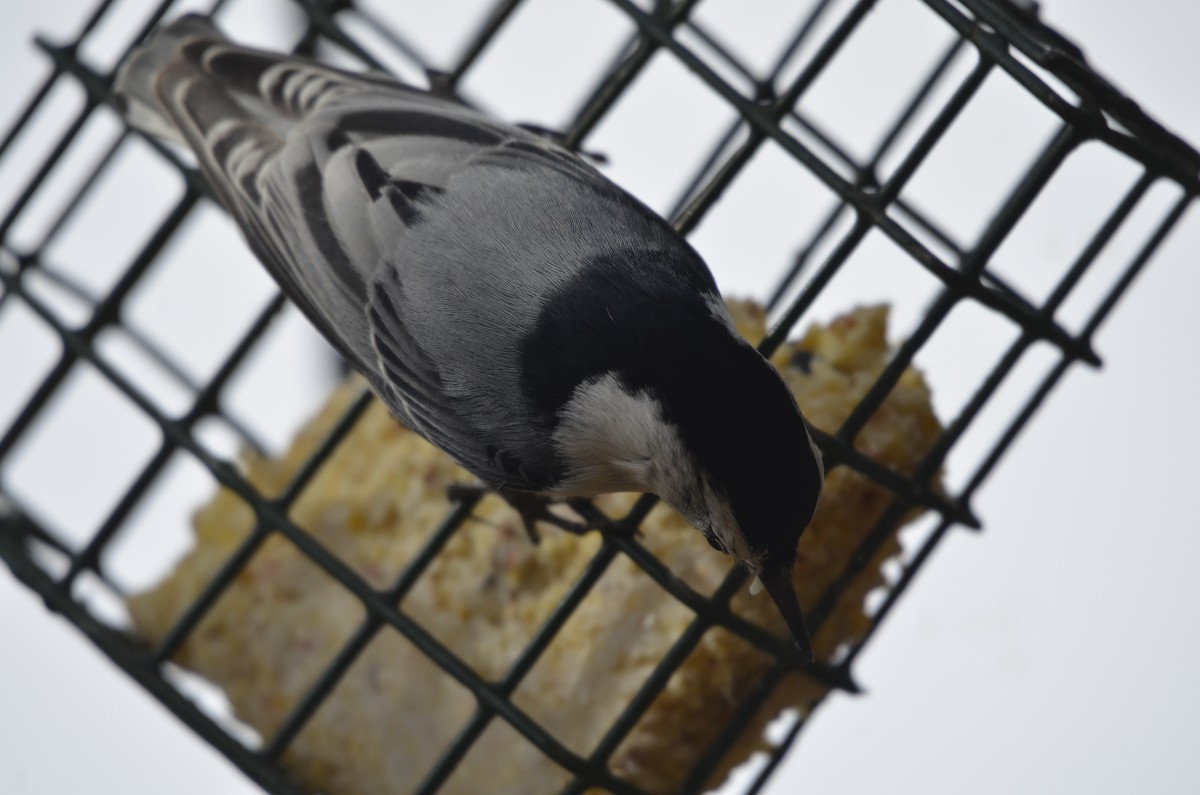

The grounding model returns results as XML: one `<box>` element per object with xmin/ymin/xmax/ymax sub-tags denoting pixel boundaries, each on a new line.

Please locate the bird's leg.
<box><xmin>502</xmin><ymin>490</ymin><xmax>595</xmax><ymax>544</ymax></box>
<box><xmin>446</xmin><ymin>484</ymin><xmax>602</xmax><ymax>544</ymax></box>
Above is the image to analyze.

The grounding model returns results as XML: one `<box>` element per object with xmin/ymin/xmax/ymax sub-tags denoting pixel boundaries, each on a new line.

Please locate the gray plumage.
<box><xmin>116</xmin><ymin>15</ymin><xmax>684</xmax><ymax>490</ymax></box>
<box><xmin>114</xmin><ymin>15</ymin><xmax>826</xmax><ymax>658</ymax></box>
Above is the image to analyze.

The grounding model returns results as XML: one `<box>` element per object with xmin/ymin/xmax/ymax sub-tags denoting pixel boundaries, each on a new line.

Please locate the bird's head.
<box><xmin>647</xmin><ymin>317</ymin><xmax>825</xmax><ymax>659</ymax></box>
<box><xmin>542</xmin><ymin>285</ymin><xmax>825</xmax><ymax>657</ymax></box>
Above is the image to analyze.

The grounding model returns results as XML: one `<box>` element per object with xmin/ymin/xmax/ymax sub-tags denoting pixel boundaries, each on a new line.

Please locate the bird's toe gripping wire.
<box><xmin>446</xmin><ymin>484</ymin><xmax>604</xmax><ymax>544</ymax></box>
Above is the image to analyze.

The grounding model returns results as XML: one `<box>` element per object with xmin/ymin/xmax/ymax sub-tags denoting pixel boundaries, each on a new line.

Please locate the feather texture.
<box><xmin>113</xmin><ymin>15</ymin><xmax>695</xmax><ymax>490</ymax></box>
<box><xmin>114</xmin><ymin>14</ymin><xmax>827</xmax><ymax>656</ymax></box>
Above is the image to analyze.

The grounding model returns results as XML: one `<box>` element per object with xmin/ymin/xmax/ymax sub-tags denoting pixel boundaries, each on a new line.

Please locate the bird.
<box><xmin>113</xmin><ymin>14</ymin><xmax>826</xmax><ymax>659</ymax></box>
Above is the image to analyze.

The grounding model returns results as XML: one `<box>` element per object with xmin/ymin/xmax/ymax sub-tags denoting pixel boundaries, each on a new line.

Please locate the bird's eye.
<box><xmin>702</xmin><ymin>528</ymin><xmax>728</xmax><ymax>554</ymax></box>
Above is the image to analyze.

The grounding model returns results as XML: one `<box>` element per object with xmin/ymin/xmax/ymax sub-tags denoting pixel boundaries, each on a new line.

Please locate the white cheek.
<box><xmin>552</xmin><ymin>372</ymin><xmax>692</xmax><ymax>497</ymax></box>
<box><xmin>551</xmin><ymin>372</ymin><xmax>762</xmax><ymax>570</ymax></box>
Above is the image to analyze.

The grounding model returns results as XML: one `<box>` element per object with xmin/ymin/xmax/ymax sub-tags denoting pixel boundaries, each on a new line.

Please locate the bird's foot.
<box><xmin>446</xmin><ymin>484</ymin><xmax>603</xmax><ymax>545</ymax></box>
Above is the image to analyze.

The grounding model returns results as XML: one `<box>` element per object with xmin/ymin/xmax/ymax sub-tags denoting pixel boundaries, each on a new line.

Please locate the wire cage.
<box><xmin>1</xmin><ymin>0</ymin><xmax>1197</xmax><ymax>793</ymax></box>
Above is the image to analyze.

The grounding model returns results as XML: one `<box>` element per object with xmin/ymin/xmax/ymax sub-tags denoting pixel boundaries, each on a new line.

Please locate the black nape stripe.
<box><xmin>519</xmin><ymin>249</ymin><xmax>720</xmax><ymax>420</ymax></box>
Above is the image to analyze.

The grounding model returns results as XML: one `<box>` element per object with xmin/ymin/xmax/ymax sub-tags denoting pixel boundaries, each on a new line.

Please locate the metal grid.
<box><xmin>1</xmin><ymin>0</ymin><xmax>1197</xmax><ymax>793</ymax></box>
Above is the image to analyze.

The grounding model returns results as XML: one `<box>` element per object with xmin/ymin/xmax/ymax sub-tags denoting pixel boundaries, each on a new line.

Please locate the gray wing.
<box><xmin>115</xmin><ymin>16</ymin><xmax>676</xmax><ymax>489</ymax></box>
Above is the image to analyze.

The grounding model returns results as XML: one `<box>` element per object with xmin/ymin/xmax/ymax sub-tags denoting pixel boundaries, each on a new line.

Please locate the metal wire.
<box><xmin>0</xmin><ymin>0</ymin><xmax>1196</xmax><ymax>794</ymax></box>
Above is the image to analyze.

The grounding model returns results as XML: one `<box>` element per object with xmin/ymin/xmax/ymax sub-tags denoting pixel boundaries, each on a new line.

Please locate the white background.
<box><xmin>1</xmin><ymin>1</ymin><xmax>1198</xmax><ymax>793</ymax></box>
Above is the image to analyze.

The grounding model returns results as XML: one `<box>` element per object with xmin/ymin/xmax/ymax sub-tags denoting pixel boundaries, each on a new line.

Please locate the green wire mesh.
<box><xmin>1</xmin><ymin>0</ymin><xmax>1197</xmax><ymax>793</ymax></box>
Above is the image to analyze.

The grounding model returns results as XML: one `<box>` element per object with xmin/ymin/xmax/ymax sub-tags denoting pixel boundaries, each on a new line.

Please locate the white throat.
<box><xmin>551</xmin><ymin>372</ymin><xmax>758</xmax><ymax>568</ymax></box>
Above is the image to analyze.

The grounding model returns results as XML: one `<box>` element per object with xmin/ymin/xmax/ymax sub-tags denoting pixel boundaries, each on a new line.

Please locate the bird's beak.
<box><xmin>760</xmin><ymin>563</ymin><xmax>813</xmax><ymax>661</ymax></box>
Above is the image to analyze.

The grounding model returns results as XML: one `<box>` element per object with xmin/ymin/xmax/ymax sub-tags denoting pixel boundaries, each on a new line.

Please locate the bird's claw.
<box><xmin>446</xmin><ymin>484</ymin><xmax>603</xmax><ymax>544</ymax></box>
<box><xmin>501</xmin><ymin>490</ymin><xmax>596</xmax><ymax>544</ymax></box>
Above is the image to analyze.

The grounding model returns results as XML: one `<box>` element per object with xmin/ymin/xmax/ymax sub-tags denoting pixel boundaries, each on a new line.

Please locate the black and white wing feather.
<box><xmin>111</xmin><ymin>14</ymin><xmax>651</xmax><ymax>490</ymax></box>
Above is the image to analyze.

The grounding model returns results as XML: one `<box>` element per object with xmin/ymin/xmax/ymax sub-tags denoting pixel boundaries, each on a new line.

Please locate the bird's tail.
<box><xmin>112</xmin><ymin>14</ymin><xmax>229</xmax><ymax>144</ymax></box>
<box><xmin>111</xmin><ymin>14</ymin><xmax>404</xmax><ymax>154</ymax></box>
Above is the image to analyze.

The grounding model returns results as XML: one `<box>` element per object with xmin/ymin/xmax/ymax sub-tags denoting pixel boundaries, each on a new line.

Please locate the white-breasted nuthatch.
<box><xmin>113</xmin><ymin>15</ymin><xmax>826</xmax><ymax>658</ymax></box>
